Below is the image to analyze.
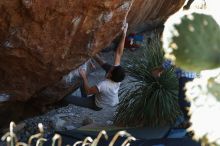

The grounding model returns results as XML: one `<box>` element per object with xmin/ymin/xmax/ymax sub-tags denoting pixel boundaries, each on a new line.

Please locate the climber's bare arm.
<box><xmin>79</xmin><ymin>68</ymin><xmax>99</xmax><ymax>95</ymax></box>
<box><xmin>114</xmin><ymin>23</ymin><xmax>128</xmax><ymax>66</ymax></box>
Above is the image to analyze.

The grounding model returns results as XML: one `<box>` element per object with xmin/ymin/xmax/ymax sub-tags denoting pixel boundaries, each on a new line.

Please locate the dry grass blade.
<box><xmin>1</xmin><ymin>122</ymin><xmax>18</xmax><ymax>146</ymax></box>
<box><xmin>109</xmin><ymin>131</ymin><xmax>131</xmax><ymax>146</ymax></box>
<box><xmin>52</xmin><ymin>134</ymin><xmax>62</xmax><ymax>146</ymax></box>
<box><xmin>82</xmin><ymin>136</ymin><xmax>93</xmax><ymax>146</ymax></box>
<box><xmin>28</xmin><ymin>123</ymin><xmax>44</xmax><ymax>145</ymax></box>
<box><xmin>15</xmin><ymin>142</ymin><xmax>28</xmax><ymax>146</ymax></box>
<box><xmin>28</xmin><ymin>133</ymin><xmax>42</xmax><ymax>145</ymax></box>
<box><xmin>121</xmin><ymin>136</ymin><xmax>136</xmax><ymax>146</ymax></box>
<box><xmin>91</xmin><ymin>130</ymin><xmax>108</xmax><ymax>146</ymax></box>
<box><xmin>36</xmin><ymin>138</ymin><xmax>47</xmax><ymax>146</ymax></box>
<box><xmin>6</xmin><ymin>136</ymin><xmax>11</xmax><ymax>146</ymax></box>
<box><xmin>73</xmin><ymin>141</ymin><xmax>83</xmax><ymax>146</ymax></box>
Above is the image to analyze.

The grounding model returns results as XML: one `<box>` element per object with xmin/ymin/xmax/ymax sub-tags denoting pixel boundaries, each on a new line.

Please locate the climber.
<box><xmin>63</xmin><ymin>23</ymin><xmax>128</xmax><ymax>111</ymax></box>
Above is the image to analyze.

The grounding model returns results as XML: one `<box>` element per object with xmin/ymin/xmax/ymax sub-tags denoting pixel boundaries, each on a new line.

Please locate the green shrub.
<box><xmin>114</xmin><ymin>36</ymin><xmax>181</xmax><ymax>127</ymax></box>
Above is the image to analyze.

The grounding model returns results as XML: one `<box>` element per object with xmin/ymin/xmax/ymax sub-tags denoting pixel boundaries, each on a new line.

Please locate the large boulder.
<box><xmin>0</xmin><ymin>0</ymin><xmax>185</xmax><ymax>127</ymax></box>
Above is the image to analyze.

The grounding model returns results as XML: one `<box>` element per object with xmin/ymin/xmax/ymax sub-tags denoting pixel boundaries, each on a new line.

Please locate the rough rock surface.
<box><xmin>10</xmin><ymin>104</ymin><xmax>116</xmax><ymax>142</ymax></box>
<box><xmin>0</xmin><ymin>0</ymin><xmax>185</xmax><ymax>127</ymax></box>
<box><xmin>128</xmin><ymin>0</ymin><xmax>186</xmax><ymax>32</ymax></box>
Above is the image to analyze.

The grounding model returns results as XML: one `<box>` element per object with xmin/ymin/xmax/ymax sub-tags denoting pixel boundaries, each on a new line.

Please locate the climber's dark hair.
<box><xmin>110</xmin><ymin>66</ymin><xmax>125</xmax><ymax>82</ymax></box>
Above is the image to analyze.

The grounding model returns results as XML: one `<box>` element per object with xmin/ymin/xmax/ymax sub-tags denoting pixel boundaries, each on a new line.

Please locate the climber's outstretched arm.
<box><xmin>114</xmin><ymin>23</ymin><xmax>128</xmax><ymax>66</ymax></box>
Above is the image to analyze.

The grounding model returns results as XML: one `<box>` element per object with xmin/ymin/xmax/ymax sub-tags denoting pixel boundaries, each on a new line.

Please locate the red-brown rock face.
<box><xmin>0</xmin><ymin>0</ymin><xmax>185</xmax><ymax>126</ymax></box>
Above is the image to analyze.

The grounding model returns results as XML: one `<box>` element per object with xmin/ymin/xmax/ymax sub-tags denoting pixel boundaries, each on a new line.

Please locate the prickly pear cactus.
<box><xmin>169</xmin><ymin>13</ymin><xmax>220</xmax><ymax>72</ymax></box>
<box><xmin>185</xmin><ymin>69</ymin><xmax>220</xmax><ymax>145</ymax></box>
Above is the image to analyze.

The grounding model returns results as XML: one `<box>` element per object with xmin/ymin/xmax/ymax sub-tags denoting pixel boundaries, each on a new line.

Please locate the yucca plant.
<box><xmin>114</xmin><ymin>36</ymin><xmax>181</xmax><ymax>127</ymax></box>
